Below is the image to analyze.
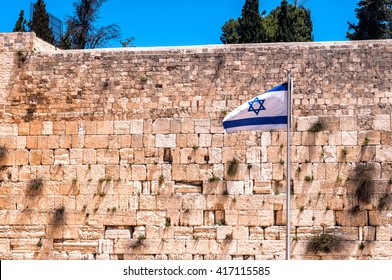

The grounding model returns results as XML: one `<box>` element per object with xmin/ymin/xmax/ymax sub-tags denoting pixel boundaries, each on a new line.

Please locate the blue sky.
<box><xmin>1</xmin><ymin>0</ymin><xmax>359</xmax><ymax>47</ymax></box>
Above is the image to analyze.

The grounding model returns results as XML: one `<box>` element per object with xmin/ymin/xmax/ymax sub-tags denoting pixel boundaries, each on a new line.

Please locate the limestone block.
<box><xmin>113</xmin><ymin>121</ymin><xmax>130</xmax><ymax>134</ymax></box>
<box><xmin>199</xmin><ymin>133</ymin><xmax>212</xmax><ymax>147</ymax></box>
<box><xmin>65</xmin><ymin>121</ymin><xmax>78</xmax><ymax>135</ymax></box>
<box><xmin>105</xmin><ymin>229</ymin><xmax>131</xmax><ymax>239</ymax></box>
<box><xmin>369</xmin><ymin>211</ymin><xmax>392</xmax><ymax>225</ymax></box>
<box><xmin>207</xmin><ymin>147</ymin><xmax>221</xmax><ymax>164</ymax></box>
<box><xmin>29</xmin><ymin>122</ymin><xmax>42</xmax><ymax>135</ymax></box>
<box><xmin>373</xmin><ymin>115</ymin><xmax>390</xmax><ymax>131</ymax></box>
<box><xmin>84</xmin><ymin>135</ymin><xmax>109</xmax><ymax>149</ymax></box>
<box><xmin>358</xmin><ymin>131</ymin><xmax>381</xmax><ymax>145</ymax></box>
<box><xmin>69</xmin><ymin>149</ymin><xmax>83</xmax><ymax>165</ymax></box>
<box><xmin>186</xmin><ymin>164</ymin><xmax>200</xmax><ymax>181</ymax></box>
<box><xmin>130</xmin><ymin>120</ymin><xmax>144</xmax><ymax>134</ymax></box>
<box><xmin>329</xmin><ymin>131</ymin><xmax>342</xmax><ymax>146</ymax></box>
<box><xmin>233</xmin><ymin>226</ymin><xmax>249</xmax><ymax>240</ymax></box>
<box><xmin>28</xmin><ymin>149</ymin><xmax>42</xmax><ymax>165</ymax></box>
<box><xmin>336</xmin><ymin>210</ymin><xmax>368</xmax><ymax>226</ymax></box>
<box><xmin>246</xmin><ymin>147</ymin><xmax>261</xmax><ymax>163</ymax></box>
<box><xmin>171</xmin><ymin>164</ymin><xmax>187</xmax><ymax>181</ymax></box>
<box><xmin>18</xmin><ymin>123</ymin><xmax>29</xmax><ymax>136</ymax></box>
<box><xmin>41</xmin><ymin>149</ymin><xmax>54</xmax><ymax>165</ymax></box>
<box><xmin>253</xmin><ymin>180</ymin><xmax>272</xmax><ymax>194</ymax></box>
<box><xmin>137</xmin><ymin>211</ymin><xmax>166</xmax><ymax>225</ymax></box>
<box><xmin>297</xmin><ymin>116</ymin><xmax>319</xmax><ymax>131</ymax></box>
<box><xmin>26</xmin><ymin>136</ymin><xmax>38</xmax><ymax>149</ymax></box>
<box><xmin>47</xmin><ymin>135</ymin><xmax>59</xmax><ymax>149</ymax></box>
<box><xmin>174</xmin><ymin>226</ymin><xmax>193</xmax><ymax>239</ymax></box>
<box><xmin>156</xmin><ymin>134</ymin><xmax>176</xmax><ymax>148</ymax></box>
<box><xmin>236</xmin><ymin>240</ymin><xmax>262</xmax><ymax>255</ymax></box>
<box><xmin>97</xmin><ymin>121</ymin><xmax>113</xmax><ymax>135</ymax></box>
<box><xmin>96</xmin><ymin>149</ymin><xmax>119</xmax><ymax>165</ymax></box>
<box><xmin>193</xmin><ymin>226</ymin><xmax>216</xmax><ymax>239</ymax></box>
<box><xmin>131</xmin><ymin>165</ymin><xmax>147</xmax><ymax>180</ymax></box>
<box><xmin>83</xmin><ymin>149</ymin><xmax>96</xmax><ymax>164</ymax></box>
<box><xmin>41</xmin><ymin>121</ymin><xmax>53</xmax><ymax>135</ymax></box>
<box><xmin>375</xmin><ymin>145</ymin><xmax>392</xmax><ymax>162</ymax></box>
<box><xmin>180</xmin><ymin>119</ymin><xmax>195</xmax><ymax>134</ymax></box>
<box><xmin>315</xmin><ymin>131</ymin><xmax>329</xmax><ymax>145</ymax></box>
<box><xmin>323</xmin><ymin>146</ymin><xmax>336</xmax><ymax>162</ymax></box>
<box><xmin>15</xmin><ymin>150</ymin><xmax>29</xmax><ymax>165</ymax></box>
<box><xmin>152</xmin><ymin>118</ymin><xmax>171</xmax><ymax>134</ymax></box>
<box><xmin>194</xmin><ymin>119</ymin><xmax>210</xmax><ymax>133</ymax></box>
<box><xmin>376</xmin><ymin>225</ymin><xmax>392</xmax><ymax>241</ymax></box>
<box><xmin>340</xmin><ymin>116</ymin><xmax>357</xmax><ymax>131</ymax></box>
<box><xmin>341</xmin><ymin>131</ymin><xmax>358</xmax><ymax>145</ymax></box>
<box><xmin>227</xmin><ymin>181</ymin><xmax>244</xmax><ymax>195</ymax></box>
<box><xmin>170</xmin><ymin>119</ymin><xmax>181</xmax><ymax>134</ymax></box>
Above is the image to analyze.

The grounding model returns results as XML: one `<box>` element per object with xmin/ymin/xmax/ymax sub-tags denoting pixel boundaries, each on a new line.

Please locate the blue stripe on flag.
<box><xmin>267</xmin><ymin>83</ymin><xmax>288</xmax><ymax>92</ymax></box>
<box><xmin>223</xmin><ymin>116</ymin><xmax>288</xmax><ymax>129</ymax></box>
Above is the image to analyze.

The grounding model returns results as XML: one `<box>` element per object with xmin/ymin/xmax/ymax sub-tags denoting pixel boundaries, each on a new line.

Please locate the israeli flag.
<box><xmin>222</xmin><ymin>83</ymin><xmax>288</xmax><ymax>133</ymax></box>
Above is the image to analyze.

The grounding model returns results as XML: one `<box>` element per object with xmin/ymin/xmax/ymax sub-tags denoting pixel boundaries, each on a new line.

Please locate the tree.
<box><xmin>347</xmin><ymin>0</ymin><xmax>392</xmax><ymax>40</ymax></box>
<box><xmin>59</xmin><ymin>32</ymin><xmax>72</xmax><ymax>49</ymax></box>
<box><xmin>29</xmin><ymin>0</ymin><xmax>54</xmax><ymax>44</ymax></box>
<box><xmin>275</xmin><ymin>0</ymin><xmax>313</xmax><ymax>42</ymax></box>
<box><xmin>220</xmin><ymin>0</ymin><xmax>313</xmax><ymax>44</ymax></box>
<box><xmin>220</xmin><ymin>19</ymin><xmax>240</xmax><ymax>44</ymax></box>
<box><xmin>66</xmin><ymin>0</ymin><xmax>121</xmax><ymax>49</ymax></box>
<box><xmin>238</xmin><ymin>0</ymin><xmax>265</xmax><ymax>43</ymax></box>
<box><xmin>13</xmin><ymin>10</ymin><xmax>28</xmax><ymax>32</ymax></box>
<box><xmin>120</xmin><ymin>36</ymin><xmax>136</xmax><ymax>47</ymax></box>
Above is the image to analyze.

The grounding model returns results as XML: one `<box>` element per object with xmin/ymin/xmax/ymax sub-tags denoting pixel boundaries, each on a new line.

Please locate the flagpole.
<box><xmin>285</xmin><ymin>70</ymin><xmax>292</xmax><ymax>260</ymax></box>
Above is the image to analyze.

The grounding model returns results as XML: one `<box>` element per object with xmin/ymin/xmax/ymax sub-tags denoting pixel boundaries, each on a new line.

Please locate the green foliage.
<box><xmin>29</xmin><ymin>0</ymin><xmax>54</xmax><ymax>44</ymax></box>
<box><xmin>238</xmin><ymin>0</ymin><xmax>265</xmax><ymax>43</ymax></box>
<box><xmin>59</xmin><ymin>32</ymin><xmax>72</xmax><ymax>50</ymax></box>
<box><xmin>347</xmin><ymin>0</ymin><xmax>392</xmax><ymax>40</ymax></box>
<box><xmin>27</xmin><ymin>178</ymin><xmax>43</xmax><ymax>194</ymax></box>
<box><xmin>0</xmin><ymin>146</ymin><xmax>7</xmax><ymax>160</ymax></box>
<box><xmin>352</xmin><ymin>163</ymin><xmax>375</xmax><ymax>204</ymax></box>
<box><xmin>131</xmin><ymin>234</ymin><xmax>146</xmax><ymax>247</ymax></box>
<box><xmin>304</xmin><ymin>175</ymin><xmax>313</xmax><ymax>182</ymax></box>
<box><xmin>208</xmin><ymin>174</ymin><xmax>221</xmax><ymax>183</ymax></box>
<box><xmin>221</xmin><ymin>0</ymin><xmax>313</xmax><ymax>43</ymax></box>
<box><xmin>53</xmin><ymin>206</ymin><xmax>65</xmax><ymax>224</ymax></box>
<box><xmin>308</xmin><ymin>121</ymin><xmax>324</xmax><ymax>132</ymax></box>
<box><xmin>359</xmin><ymin>241</ymin><xmax>366</xmax><ymax>250</ymax></box>
<box><xmin>220</xmin><ymin>19</ymin><xmax>240</xmax><ymax>44</ymax></box>
<box><xmin>227</xmin><ymin>158</ymin><xmax>239</xmax><ymax>177</ymax></box>
<box><xmin>165</xmin><ymin>217</ymin><xmax>171</xmax><ymax>227</ymax></box>
<box><xmin>378</xmin><ymin>194</ymin><xmax>391</xmax><ymax>210</ymax></box>
<box><xmin>120</xmin><ymin>36</ymin><xmax>135</xmax><ymax>47</ymax></box>
<box><xmin>16</xmin><ymin>49</ymin><xmax>28</xmax><ymax>63</ymax></box>
<box><xmin>66</xmin><ymin>0</ymin><xmax>121</xmax><ymax>49</ymax></box>
<box><xmin>307</xmin><ymin>233</ymin><xmax>343</xmax><ymax>254</ymax></box>
<box><xmin>13</xmin><ymin>10</ymin><xmax>28</xmax><ymax>32</ymax></box>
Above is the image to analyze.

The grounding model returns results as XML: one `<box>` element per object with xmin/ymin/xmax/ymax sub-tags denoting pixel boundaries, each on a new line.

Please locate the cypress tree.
<box><xmin>29</xmin><ymin>0</ymin><xmax>54</xmax><ymax>44</ymax></box>
<box><xmin>13</xmin><ymin>10</ymin><xmax>28</xmax><ymax>32</ymax></box>
<box><xmin>238</xmin><ymin>0</ymin><xmax>265</xmax><ymax>43</ymax></box>
<box><xmin>347</xmin><ymin>0</ymin><xmax>392</xmax><ymax>40</ymax></box>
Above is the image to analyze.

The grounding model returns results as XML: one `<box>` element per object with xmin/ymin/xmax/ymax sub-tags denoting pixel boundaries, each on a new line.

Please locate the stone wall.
<box><xmin>0</xmin><ymin>33</ymin><xmax>391</xmax><ymax>260</ymax></box>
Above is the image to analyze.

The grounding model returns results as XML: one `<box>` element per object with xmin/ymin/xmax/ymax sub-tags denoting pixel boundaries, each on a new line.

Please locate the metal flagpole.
<box><xmin>285</xmin><ymin>70</ymin><xmax>292</xmax><ymax>260</ymax></box>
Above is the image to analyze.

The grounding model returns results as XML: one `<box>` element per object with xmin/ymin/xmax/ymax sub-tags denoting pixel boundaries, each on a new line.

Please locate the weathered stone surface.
<box><xmin>0</xmin><ymin>33</ymin><xmax>391</xmax><ymax>260</ymax></box>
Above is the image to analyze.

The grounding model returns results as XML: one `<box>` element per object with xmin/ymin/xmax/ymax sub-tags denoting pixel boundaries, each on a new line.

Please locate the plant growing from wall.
<box><xmin>307</xmin><ymin>233</ymin><xmax>343</xmax><ymax>254</ymax></box>
<box><xmin>378</xmin><ymin>194</ymin><xmax>391</xmax><ymax>210</ymax></box>
<box><xmin>227</xmin><ymin>158</ymin><xmax>239</xmax><ymax>177</ymax></box>
<box><xmin>131</xmin><ymin>234</ymin><xmax>145</xmax><ymax>247</ymax></box>
<box><xmin>27</xmin><ymin>178</ymin><xmax>43</xmax><ymax>195</ymax></box>
<box><xmin>308</xmin><ymin>120</ymin><xmax>324</xmax><ymax>132</ymax></box>
<box><xmin>16</xmin><ymin>49</ymin><xmax>28</xmax><ymax>64</ymax></box>
<box><xmin>0</xmin><ymin>146</ymin><xmax>8</xmax><ymax>161</ymax></box>
<box><xmin>351</xmin><ymin>163</ymin><xmax>375</xmax><ymax>204</ymax></box>
<box><xmin>208</xmin><ymin>174</ymin><xmax>221</xmax><ymax>183</ymax></box>
<box><xmin>53</xmin><ymin>206</ymin><xmax>65</xmax><ymax>225</ymax></box>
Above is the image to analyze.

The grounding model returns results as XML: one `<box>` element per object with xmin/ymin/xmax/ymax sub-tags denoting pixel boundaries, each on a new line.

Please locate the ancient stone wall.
<box><xmin>0</xmin><ymin>33</ymin><xmax>391</xmax><ymax>260</ymax></box>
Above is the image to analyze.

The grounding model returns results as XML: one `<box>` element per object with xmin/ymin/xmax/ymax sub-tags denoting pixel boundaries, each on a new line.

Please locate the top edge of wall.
<box><xmin>1</xmin><ymin>32</ymin><xmax>392</xmax><ymax>54</ymax></box>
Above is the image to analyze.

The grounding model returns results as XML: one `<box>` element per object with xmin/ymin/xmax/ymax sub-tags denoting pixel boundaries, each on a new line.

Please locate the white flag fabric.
<box><xmin>222</xmin><ymin>83</ymin><xmax>288</xmax><ymax>133</ymax></box>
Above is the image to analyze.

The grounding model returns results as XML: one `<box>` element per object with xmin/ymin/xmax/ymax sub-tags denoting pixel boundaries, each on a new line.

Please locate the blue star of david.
<box><xmin>248</xmin><ymin>97</ymin><xmax>266</xmax><ymax>115</ymax></box>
